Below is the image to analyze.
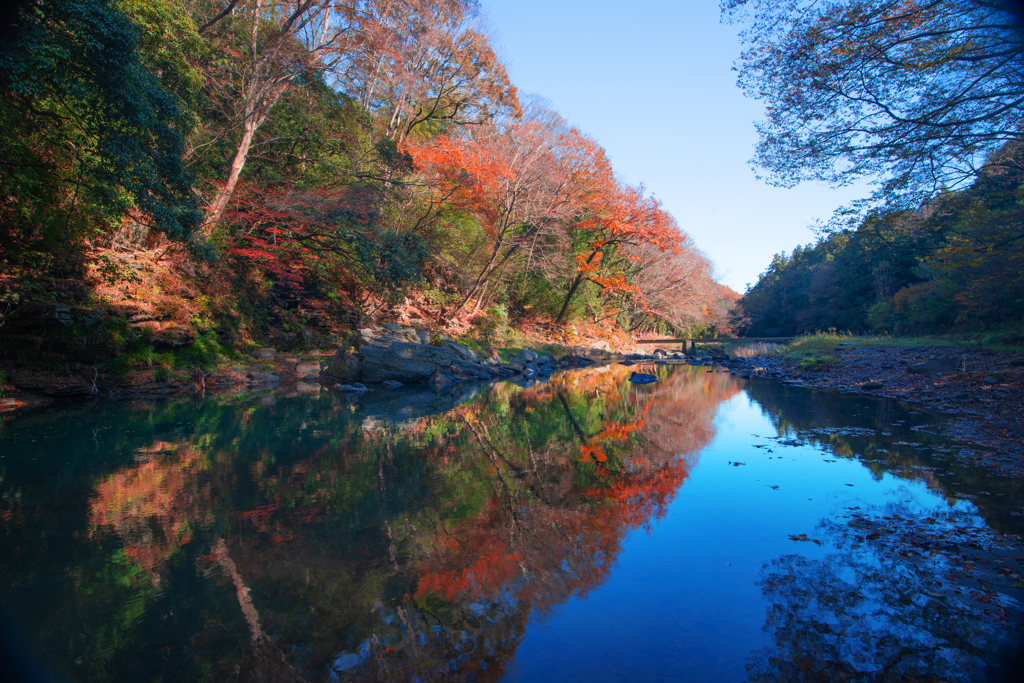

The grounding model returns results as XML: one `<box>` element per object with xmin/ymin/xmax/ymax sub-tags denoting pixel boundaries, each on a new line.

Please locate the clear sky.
<box><xmin>480</xmin><ymin>0</ymin><xmax>873</xmax><ymax>293</ymax></box>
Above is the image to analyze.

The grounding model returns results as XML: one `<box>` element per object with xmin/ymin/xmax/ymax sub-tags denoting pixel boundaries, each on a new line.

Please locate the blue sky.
<box><xmin>481</xmin><ymin>0</ymin><xmax>873</xmax><ymax>293</ymax></box>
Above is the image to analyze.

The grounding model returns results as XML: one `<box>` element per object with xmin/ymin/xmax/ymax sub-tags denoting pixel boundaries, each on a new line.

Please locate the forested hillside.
<box><xmin>0</xmin><ymin>0</ymin><xmax>733</xmax><ymax>374</ymax></box>
<box><xmin>727</xmin><ymin>0</ymin><xmax>1024</xmax><ymax>340</ymax></box>
<box><xmin>740</xmin><ymin>140</ymin><xmax>1024</xmax><ymax>337</ymax></box>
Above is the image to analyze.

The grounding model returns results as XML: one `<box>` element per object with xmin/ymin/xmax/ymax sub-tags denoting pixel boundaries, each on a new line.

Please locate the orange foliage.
<box><xmin>89</xmin><ymin>446</ymin><xmax>206</xmax><ymax>575</ymax></box>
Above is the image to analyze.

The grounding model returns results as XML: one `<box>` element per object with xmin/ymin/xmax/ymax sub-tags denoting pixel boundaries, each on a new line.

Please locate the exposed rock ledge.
<box><xmin>323</xmin><ymin>325</ymin><xmax>623</xmax><ymax>386</ymax></box>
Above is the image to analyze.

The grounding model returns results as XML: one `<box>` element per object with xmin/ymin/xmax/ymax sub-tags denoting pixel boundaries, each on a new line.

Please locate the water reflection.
<box><xmin>2</xmin><ymin>367</ymin><xmax>1021</xmax><ymax>681</ymax></box>
<box><xmin>0</xmin><ymin>364</ymin><xmax>737</xmax><ymax>681</ymax></box>
<box><xmin>748</xmin><ymin>502</ymin><xmax>1022</xmax><ymax>682</ymax></box>
<box><xmin>743</xmin><ymin>381</ymin><xmax>1024</xmax><ymax>682</ymax></box>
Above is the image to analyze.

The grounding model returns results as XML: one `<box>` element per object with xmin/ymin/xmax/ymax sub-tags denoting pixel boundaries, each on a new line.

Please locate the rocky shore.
<box><xmin>768</xmin><ymin>345</ymin><xmax>1024</xmax><ymax>477</ymax></box>
<box><xmin>0</xmin><ymin>324</ymin><xmax>628</xmax><ymax>413</ymax></box>
<box><xmin>3</xmin><ymin>329</ymin><xmax>1023</xmax><ymax>478</ymax></box>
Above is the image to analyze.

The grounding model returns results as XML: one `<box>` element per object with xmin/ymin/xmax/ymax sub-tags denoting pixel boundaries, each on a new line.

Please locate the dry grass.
<box><xmin>724</xmin><ymin>342</ymin><xmax>788</xmax><ymax>359</ymax></box>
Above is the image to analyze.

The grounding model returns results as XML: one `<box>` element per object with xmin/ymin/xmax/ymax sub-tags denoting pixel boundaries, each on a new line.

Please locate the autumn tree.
<box><xmin>344</xmin><ymin>0</ymin><xmax>520</xmax><ymax>145</ymax></box>
<box><xmin>189</xmin><ymin>0</ymin><xmax>357</xmax><ymax>229</ymax></box>
<box><xmin>409</xmin><ymin>113</ymin><xmax>580</xmax><ymax>317</ymax></box>
<box><xmin>724</xmin><ymin>0</ymin><xmax>1024</xmax><ymax>215</ymax></box>
<box><xmin>623</xmin><ymin>239</ymin><xmax>719</xmax><ymax>333</ymax></box>
<box><xmin>554</xmin><ymin>166</ymin><xmax>682</xmax><ymax>324</ymax></box>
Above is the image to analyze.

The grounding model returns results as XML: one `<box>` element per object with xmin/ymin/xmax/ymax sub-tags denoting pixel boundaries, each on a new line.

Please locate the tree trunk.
<box><xmin>203</xmin><ymin>116</ymin><xmax>259</xmax><ymax>229</ymax></box>
<box><xmin>451</xmin><ymin>237</ymin><xmax>505</xmax><ymax>316</ymax></box>
<box><xmin>554</xmin><ymin>273</ymin><xmax>585</xmax><ymax>325</ymax></box>
<box><xmin>555</xmin><ymin>249</ymin><xmax>601</xmax><ymax>324</ymax></box>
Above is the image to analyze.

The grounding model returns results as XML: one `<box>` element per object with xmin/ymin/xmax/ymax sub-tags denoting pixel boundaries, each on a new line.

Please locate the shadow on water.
<box><xmin>0</xmin><ymin>366</ymin><xmax>1020</xmax><ymax>681</ymax></box>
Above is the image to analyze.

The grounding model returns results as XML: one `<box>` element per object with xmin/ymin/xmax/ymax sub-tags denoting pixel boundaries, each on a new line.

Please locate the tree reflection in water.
<box><xmin>0</xmin><ymin>363</ymin><xmax>737</xmax><ymax>682</ymax></box>
<box><xmin>740</xmin><ymin>381</ymin><xmax>1024</xmax><ymax>682</ymax></box>
<box><xmin>748</xmin><ymin>501</ymin><xmax>1023</xmax><ymax>683</ymax></box>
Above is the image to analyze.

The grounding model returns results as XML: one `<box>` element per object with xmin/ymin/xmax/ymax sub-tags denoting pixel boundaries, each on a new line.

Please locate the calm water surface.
<box><xmin>1</xmin><ymin>364</ymin><xmax>1022</xmax><ymax>682</ymax></box>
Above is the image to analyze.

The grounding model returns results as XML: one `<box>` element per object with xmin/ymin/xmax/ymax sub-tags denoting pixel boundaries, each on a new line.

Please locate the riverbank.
<box><xmin>775</xmin><ymin>344</ymin><xmax>1024</xmax><ymax>476</ymax></box>
<box><xmin>5</xmin><ymin>327</ymin><xmax>1024</xmax><ymax>480</ymax></box>
<box><xmin>0</xmin><ymin>322</ymin><xmax>647</xmax><ymax>413</ymax></box>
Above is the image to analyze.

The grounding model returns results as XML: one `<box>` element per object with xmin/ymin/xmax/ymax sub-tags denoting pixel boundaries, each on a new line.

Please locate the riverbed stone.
<box><xmin>906</xmin><ymin>355</ymin><xmax>966</xmax><ymax>374</ymax></box>
<box><xmin>323</xmin><ymin>351</ymin><xmax>360</xmax><ymax>380</ymax></box>
<box><xmin>294</xmin><ymin>361</ymin><xmax>321</xmax><ymax>376</ymax></box>
<box><xmin>250</xmin><ymin>348</ymin><xmax>277</xmax><ymax>361</ymax></box>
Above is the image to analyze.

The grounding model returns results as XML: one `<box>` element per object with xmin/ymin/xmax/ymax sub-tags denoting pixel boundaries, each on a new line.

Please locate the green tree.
<box><xmin>0</xmin><ymin>0</ymin><xmax>202</xmax><ymax>259</ymax></box>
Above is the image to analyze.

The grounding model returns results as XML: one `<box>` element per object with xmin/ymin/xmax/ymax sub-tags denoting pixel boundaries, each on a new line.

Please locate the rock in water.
<box><xmin>362</xmin><ymin>342</ymin><xmax>491</xmax><ymax>384</ymax></box>
<box><xmin>905</xmin><ymin>355</ymin><xmax>966</xmax><ymax>374</ymax></box>
<box><xmin>628</xmin><ymin>372</ymin><xmax>658</xmax><ymax>384</ymax></box>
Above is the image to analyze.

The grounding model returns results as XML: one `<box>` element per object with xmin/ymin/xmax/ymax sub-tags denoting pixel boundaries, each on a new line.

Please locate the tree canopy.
<box><xmin>723</xmin><ymin>0</ymin><xmax>1024</xmax><ymax>215</ymax></box>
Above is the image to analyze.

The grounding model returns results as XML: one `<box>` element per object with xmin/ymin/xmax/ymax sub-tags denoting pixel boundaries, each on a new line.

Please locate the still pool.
<box><xmin>1</xmin><ymin>364</ymin><xmax>1021</xmax><ymax>681</ymax></box>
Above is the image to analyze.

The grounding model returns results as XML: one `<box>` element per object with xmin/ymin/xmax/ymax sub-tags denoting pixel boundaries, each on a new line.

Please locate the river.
<box><xmin>0</xmin><ymin>363</ymin><xmax>1021</xmax><ymax>681</ymax></box>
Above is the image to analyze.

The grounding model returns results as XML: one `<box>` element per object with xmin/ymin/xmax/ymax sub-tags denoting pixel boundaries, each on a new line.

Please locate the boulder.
<box><xmin>6</xmin><ymin>302</ymin><xmax>73</xmax><ymax>329</ymax></box>
<box><xmin>560</xmin><ymin>346</ymin><xmax>621</xmax><ymax>363</ymax></box>
<box><xmin>358</xmin><ymin>325</ymin><xmax>428</xmax><ymax>348</ymax></box>
<box><xmin>361</xmin><ymin>342</ymin><xmax>491</xmax><ymax>384</ymax></box>
<box><xmin>250</xmin><ymin>348</ymin><xmax>277</xmax><ymax>361</ymax></box>
<box><xmin>72</xmin><ymin>307</ymin><xmax>103</xmax><ymax>327</ymax></box>
<box><xmin>294</xmin><ymin>361</ymin><xmax>321</xmax><ymax>377</ymax></box>
<box><xmin>429</xmin><ymin>369</ymin><xmax>455</xmax><ymax>390</ymax></box>
<box><xmin>591</xmin><ymin>340</ymin><xmax>611</xmax><ymax>352</ymax></box>
<box><xmin>905</xmin><ymin>355</ymin><xmax>966</xmax><ymax>375</ymax></box>
<box><xmin>517</xmin><ymin>349</ymin><xmax>539</xmax><ymax>363</ymax></box>
<box><xmin>150</xmin><ymin>326</ymin><xmax>194</xmax><ymax>349</ymax></box>
<box><xmin>861</xmin><ymin>382</ymin><xmax>885</xmax><ymax>391</ymax></box>
<box><xmin>248</xmin><ymin>372</ymin><xmax>280</xmax><ymax>384</ymax></box>
<box><xmin>436</xmin><ymin>338</ymin><xmax>481</xmax><ymax>363</ymax></box>
<box><xmin>559</xmin><ymin>354</ymin><xmax>595</xmax><ymax>368</ymax></box>
<box><xmin>323</xmin><ymin>351</ymin><xmax>360</xmax><ymax>380</ymax></box>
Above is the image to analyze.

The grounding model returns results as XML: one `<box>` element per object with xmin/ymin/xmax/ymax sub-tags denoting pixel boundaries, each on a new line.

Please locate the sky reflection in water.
<box><xmin>0</xmin><ymin>365</ymin><xmax>1021</xmax><ymax>682</ymax></box>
